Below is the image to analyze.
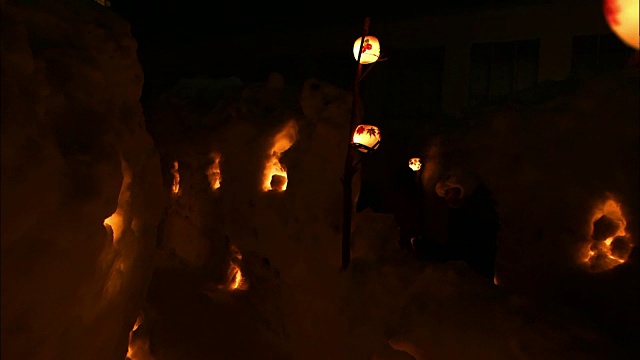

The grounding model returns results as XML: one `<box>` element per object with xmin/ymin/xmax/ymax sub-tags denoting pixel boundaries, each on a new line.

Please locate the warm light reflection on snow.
<box><xmin>103</xmin><ymin>258</ymin><xmax>125</xmax><ymax>298</ymax></box>
<box><xmin>104</xmin><ymin>159</ymin><xmax>132</xmax><ymax>244</ymax></box>
<box><xmin>126</xmin><ymin>312</ymin><xmax>150</xmax><ymax>360</ymax></box>
<box><xmin>230</xmin><ymin>265</ymin><xmax>244</xmax><ymax>290</ymax></box>
<box><xmin>207</xmin><ymin>152</ymin><xmax>222</xmax><ymax>190</ymax></box>
<box><xmin>171</xmin><ymin>161</ymin><xmax>180</xmax><ymax>196</ymax></box>
<box><xmin>583</xmin><ymin>196</ymin><xmax>633</xmax><ymax>272</ymax></box>
<box><xmin>219</xmin><ymin>245</ymin><xmax>248</xmax><ymax>291</ymax></box>
<box><xmin>263</xmin><ymin>120</ymin><xmax>297</xmax><ymax>192</ymax></box>
<box><xmin>104</xmin><ymin>211</ymin><xmax>124</xmax><ymax>244</ymax></box>
<box><xmin>102</xmin><ymin>158</ymin><xmax>133</xmax><ymax>299</ymax></box>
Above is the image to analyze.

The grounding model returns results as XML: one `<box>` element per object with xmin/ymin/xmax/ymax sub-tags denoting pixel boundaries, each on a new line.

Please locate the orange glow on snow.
<box><xmin>583</xmin><ymin>196</ymin><xmax>634</xmax><ymax>272</ymax></box>
<box><xmin>262</xmin><ymin>120</ymin><xmax>297</xmax><ymax>192</ymax></box>
<box><xmin>220</xmin><ymin>245</ymin><xmax>248</xmax><ymax>291</ymax></box>
<box><xmin>229</xmin><ymin>265</ymin><xmax>244</xmax><ymax>290</ymax></box>
<box><xmin>103</xmin><ymin>159</ymin><xmax>132</xmax><ymax>244</ymax></box>
<box><xmin>126</xmin><ymin>313</ymin><xmax>150</xmax><ymax>360</ymax></box>
<box><xmin>207</xmin><ymin>153</ymin><xmax>222</xmax><ymax>190</ymax></box>
<box><xmin>171</xmin><ymin>161</ymin><xmax>180</xmax><ymax>196</ymax></box>
<box><xmin>104</xmin><ymin>211</ymin><xmax>124</xmax><ymax>244</ymax></box>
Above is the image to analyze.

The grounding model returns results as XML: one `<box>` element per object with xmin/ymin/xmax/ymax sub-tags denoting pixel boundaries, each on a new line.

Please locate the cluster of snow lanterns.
<box><xmin>166</xmin><ymin>122</ymin><xmax>297</xmax><ymax>196</ymax></box>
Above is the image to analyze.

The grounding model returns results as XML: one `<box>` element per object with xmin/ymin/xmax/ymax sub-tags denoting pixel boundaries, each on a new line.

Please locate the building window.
<box><xmin>571</xmin><ymin>33</ymin><xmax>634</xmax><ymax>78</ymax></box>
<box><xmin>468</xmin><ymin>39</ymin><xmax>540</xmax><ymax>107</ymax></box>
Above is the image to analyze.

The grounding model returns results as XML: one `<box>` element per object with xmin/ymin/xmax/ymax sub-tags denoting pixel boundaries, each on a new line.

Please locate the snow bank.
<box><xmin>141</xmin><ymin>69</ymin><xmax>631</xmax><ymax>358</ymax></box>
<box><xmin>1</xmin><ymin>1</ymin><xmax>165</xmax><ymax>359</ymax></box>
<box><xmin>421</xmin><ymin>71</ymin><xmax>640</xmax><ymax>352</ymax></box>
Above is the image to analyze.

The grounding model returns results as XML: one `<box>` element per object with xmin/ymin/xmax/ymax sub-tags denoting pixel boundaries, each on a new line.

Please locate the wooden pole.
<box><xmin>341</xmin><ymin>17</ymin><xmax>370</xmax><ymax>270</ymax></box>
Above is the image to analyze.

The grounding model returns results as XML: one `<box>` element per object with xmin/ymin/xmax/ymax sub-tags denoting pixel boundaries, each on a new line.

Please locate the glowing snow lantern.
<box><xmin>408</xmin><ymin>158</ymin><xmax>422</xmax><ymax>171</ymax></box>
<box><xmin>353</xmin><ymin>36</ymin><xmax>381</xmax><ymax>64</ymax></box>
<box><xmin>352</xmin><ymin>124</ymin><xmax>381</xmax><ymax>153</ymax></box>
<box><xmin>603</xmin><ymin>0</ymin><xmax>639</xmax><ymax>50</ymax></box>
<box><xmin>207</xmin><ymin>153</ymin><xmax>222</xmax><ymax>190</ymax></box>
<box><xmin>263</xmin><ymin>120</ymin><xmax>298</xmax><ymax>191</ymax></box>
<box><xmin>170</xmin><ymin>161</ymin><xmax>180</xmax><ymax>196</ymax></box>
<box><xmin>583</xmin><ymin>196</ymin><xmax>634</xmax><ymax>272</ymax></box>
<box><xmin>218</xmin><ymin>245</ymin><xmax>248</xmax><ymax>291</ymax></box>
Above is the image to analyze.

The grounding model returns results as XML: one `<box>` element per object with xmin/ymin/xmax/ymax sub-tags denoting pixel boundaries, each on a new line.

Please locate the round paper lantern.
<box><xmin>353</xmin><ymin>36</ymin><xmax>381</xmax><ymax>64</ymax></box>
<box><xmin>352</xmin><ymin>124</ymin><xmax>381</xmax><ymax>153</ymax></box>
<box><xmin>408</xmin><ymin>158</ymin><xmax>422</xmax><ymax>171</ymax></box>
<box><xmin>603</xmin><ymin>0</ymin><xmax>639</xmax><ymax>50</ymax></box>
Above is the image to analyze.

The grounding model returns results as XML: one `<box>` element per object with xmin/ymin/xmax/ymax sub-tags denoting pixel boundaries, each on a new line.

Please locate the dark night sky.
<box><xmin>110</xmin><ymin>2</ymin><xmax>412</xmax><ymax>43</ymax></box>
<box><xmin>106</xmin><ymin>0</ymin><xmax>555</xmax><ymax>87</ymax></box>
<box><xmin>109</xmin><ymin>0</ymin><xmax>552</xmax><ymax>46</ymax></box>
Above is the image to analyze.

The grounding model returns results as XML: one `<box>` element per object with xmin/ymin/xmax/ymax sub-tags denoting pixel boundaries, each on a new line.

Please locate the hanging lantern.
<box><xmin>352</xmin><ymin>124</ymin><xmax>381</xmax><ymax>153</ymax></box>
<box><xmin>603</xmin><ymin>0</ymin><xmax>639</xmax><ymax>50</ymax></box>
<box><xmin>353</xmin><ymin>36</ymin><xmax>381</xmax><ymax>64</ymax></box>
<box><xmin>408</xmin><ymin>158</ymin><xmax>422</xmax><ymax>171</ymax></box>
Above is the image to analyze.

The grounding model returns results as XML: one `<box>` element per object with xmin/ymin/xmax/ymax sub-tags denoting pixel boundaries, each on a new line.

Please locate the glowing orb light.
<box><xmin>353</xmin><ymin>36</ymin><xmax>381</xmax><ymax>64</ymax></box>
<box><xmin>603</xmin><ymin>0</ymin><xmax>639</xmax><ymax>50</ymax></box>
<box><xmin>408</xmin><ymin>158</ymin><xmax>422</xmax><ymax>171</ymax></box>
<box><xmin>352</xmin><ymin>124</ymin><xmax>381</xmax><ymax>153</ymax></box>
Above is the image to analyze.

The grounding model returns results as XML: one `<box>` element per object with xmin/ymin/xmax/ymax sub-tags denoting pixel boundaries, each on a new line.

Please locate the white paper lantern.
<box><xmin>603</xmin><ymin>0</ymin><xmax>639</xmax><ymax>50</ymax></box>
<box><xmin>352</xmin><ymin>124</ymin><xmax>381</xmax><ymax>153</ymax></box>
<box><xmin>353</xmin><ymin>36</ymin><xmax>381</xmax><ymax>64</ymax></box>
<box><xmin>408</xmin><ymin>158</ymin><xmax>422</xmax><ymax>171</ymax></box>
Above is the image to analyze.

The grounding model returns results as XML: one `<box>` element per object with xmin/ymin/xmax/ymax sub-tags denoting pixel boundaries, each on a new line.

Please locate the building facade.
<box><xmin>365</xmin><ymin>0</ymin><xmax>626</xmax><ymax>117</ymax></box>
